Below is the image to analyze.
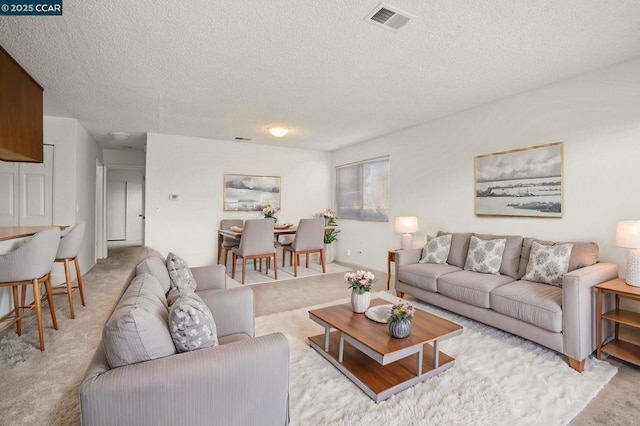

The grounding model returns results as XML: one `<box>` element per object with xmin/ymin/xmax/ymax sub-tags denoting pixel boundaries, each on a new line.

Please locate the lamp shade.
<box><xmin>394</xmin><ymin>216</ymin><xmax>419</xmax><ymax>234</ymax></box>
<box><xmin>615</xmin><ymin>220</ymin><xmax>640</xmax><ymax>249</ymax></box>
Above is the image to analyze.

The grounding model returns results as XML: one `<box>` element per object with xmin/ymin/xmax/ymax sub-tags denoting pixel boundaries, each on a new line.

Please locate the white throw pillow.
<box><xmin>419</xmin><ymin>234</ymin><xmax>452</xmax><ymax>264</ymax></box>
<box><xmin>464</xmin><ymin>236</ymin><xmax>506</xmax><ymax>275</ymax></box>
<box><xmin>522</xmin><ymin>241</ymin><xmax>573</xmax><ymax>286</ymax></box>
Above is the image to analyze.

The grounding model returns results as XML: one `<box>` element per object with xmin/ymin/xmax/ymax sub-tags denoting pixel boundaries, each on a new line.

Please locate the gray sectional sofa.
<box><xmin>395</xmin><ymin>232</ymin><xmax>617</xmax><ymax>372</ymax></box>
<box><xmin>80</xmin><ymin>247</ymin><xmax>290</xmax><ymax>426</ymax></box>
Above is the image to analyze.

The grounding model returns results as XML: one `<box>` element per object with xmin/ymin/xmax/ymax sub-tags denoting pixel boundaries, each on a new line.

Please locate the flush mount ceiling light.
<box><xmin>109</xmin><ymin>131</ymin><xmax>131</xmax><ymax>141</ymax></box>
<box><xmin>268</xmin><ymin>126</ymin><xmax>289</xmax><ymax>137</ymax></box>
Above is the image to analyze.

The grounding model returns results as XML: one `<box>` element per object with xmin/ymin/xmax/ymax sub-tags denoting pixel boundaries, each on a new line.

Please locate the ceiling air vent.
<box><xmin>366</xmin><ymin>3</ymin><xmax>413</xmax><ymax>31</ymax></box>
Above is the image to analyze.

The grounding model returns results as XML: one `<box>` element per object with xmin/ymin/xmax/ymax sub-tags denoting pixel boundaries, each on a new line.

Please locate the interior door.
<box><xmin>126</xmin><ymin>181</ymin><xmax>143</xmax><ymax>241</ymax></box>
<box><xmin>106</xmin><ymin>181</ymin><xmax>126</xmax><ymax>240</ymax></box>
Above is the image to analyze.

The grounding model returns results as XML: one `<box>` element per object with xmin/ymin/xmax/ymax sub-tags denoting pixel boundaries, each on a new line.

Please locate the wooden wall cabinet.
<box><xmin>0</xmin><ymin>45</ymin><xmax>44</xmax><ymax>163</ymax></box>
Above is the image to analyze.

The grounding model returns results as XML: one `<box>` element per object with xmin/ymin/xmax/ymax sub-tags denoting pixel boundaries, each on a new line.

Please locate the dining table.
<box><xmin>217</xmin><ymin>225</ymin><xmax>298</xmax><ymax>264</ymax></box>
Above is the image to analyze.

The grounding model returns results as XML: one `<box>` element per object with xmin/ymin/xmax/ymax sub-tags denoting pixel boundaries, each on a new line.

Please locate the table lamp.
<box><xmin>615</xmin><ymin>220</ymin><xmax>640</xmax><ymax>287</ymax></box>
<box><xmin>394</xmin><ymin>216</ymin><xmax>419</xmax><ymax>250</ymax></box>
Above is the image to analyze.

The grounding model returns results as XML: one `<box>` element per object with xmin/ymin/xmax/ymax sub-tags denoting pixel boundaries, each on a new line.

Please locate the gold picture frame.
<box><xmin>474</xmin><ymin>142</ymin><xmax>563</xmax><ymax>218</ymax></box>
<box><xmin>223</xmin><ymin>174</ymin><xmax>281</xmax><ymax>211</ymax></box>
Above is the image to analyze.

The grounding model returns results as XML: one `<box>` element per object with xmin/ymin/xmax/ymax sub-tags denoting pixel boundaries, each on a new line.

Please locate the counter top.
<box><xmin>0</xmin><ymin>225</ymin><xmax>69</xmax><ymax>242</ymax></box>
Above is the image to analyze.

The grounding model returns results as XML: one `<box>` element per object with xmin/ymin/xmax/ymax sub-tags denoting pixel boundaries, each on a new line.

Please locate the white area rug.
<box><xmin>256</xmin><ymin>292</ymin><xmax>618</xmax><ymax>426</ymax></box>
<box><xmin>226</xmin><ymin>251</ymin><xmax>350</xmax><ymax>286</ymax></box>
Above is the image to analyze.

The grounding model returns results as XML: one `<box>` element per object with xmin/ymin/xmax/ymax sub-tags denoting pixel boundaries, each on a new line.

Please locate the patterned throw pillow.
<box><xmin>464</xmin><ymin>236</ymin><xmax>507</xmax><ymax>275</ymax></box>
<box><xmin>168</xmin><ymin>291</ymin><xmax>218</xmax><ymax>352</ymax></box>
<box><xmin>522</xmin><ymin>241</ymin><xmax>573</xmax><ymax>286</ymax></box>
<box><xmin>166</xmin><ymin>252</ymin><xmax>197</xmax><ymax>292</ymax></box>
<box><xmin>419</xmin><ymin>234</ymin><xmax>452</xmax><ymax>264</ymax></box>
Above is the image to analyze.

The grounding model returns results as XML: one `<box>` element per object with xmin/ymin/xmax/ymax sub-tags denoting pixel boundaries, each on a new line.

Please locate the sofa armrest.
<box><xmin>197</xmin><ymin>286</ymin><xmax>255</xmax><ymax>338</ymax></box>
<box><xmin>191</xmin><ymin>264</ymin><xmax>226</xmax><ymax>290</ymax></box>
<box><xmin>81</xmin><ymin>333</ymin><xmax>290</xmax><ymax>426</ymax></box>
<box><xmin>562</xmin><ymin>262</ymin><xmax>618</xmax><ymax>361</ymax></box>
<box><xmin>395</xmin><ymin>248</ymin><xmax>422</xmax><ymax>268</ymax></box>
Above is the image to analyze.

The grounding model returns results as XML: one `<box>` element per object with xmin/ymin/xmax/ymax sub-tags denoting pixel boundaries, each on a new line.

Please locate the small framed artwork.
<box><xmin>223</xmin><ymin>174</ymin><xmax>281</xmax><ymax>211</ymax></box>
<box><xmin>474</xmin><ymin>142</ymin><xmax>563</xmax><ymax>218</ymax></box>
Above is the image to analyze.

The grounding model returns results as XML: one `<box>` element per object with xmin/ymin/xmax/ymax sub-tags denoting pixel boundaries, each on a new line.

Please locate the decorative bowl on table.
<box><xmin>229</xmin><ymin>226</ymin><xmax>243</xmax><ymax>232</ymax></box>
<box><xmin>364</xmin><ymin>304</ymin><xmax>394</xmax><ymax>323</ymax></box>
<box><xmin>274</xmin><ymin>223</ymin><xmax>293</xmax><ymax>229</ymax></box>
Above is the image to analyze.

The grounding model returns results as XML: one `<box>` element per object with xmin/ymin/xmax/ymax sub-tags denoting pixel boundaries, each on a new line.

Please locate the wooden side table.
<box><xmin>387</xmin><ymin>249</ymin><xmax>398</xmax><ymax>290</ymax></box>
<box><xmin>596</xmin><ymin>277</ymin><xmax>640</xmax><ymax>366</ymax></box>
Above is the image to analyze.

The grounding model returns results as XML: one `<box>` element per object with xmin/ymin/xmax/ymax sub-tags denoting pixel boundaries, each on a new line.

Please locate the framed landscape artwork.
<box><xmin>474</xmin><ymin>142</ymin><xmax>563</xmax><ymax>218</ymax></box>
<box><xmin>223</xmin><ymin>174</ymin><xmax>281</xmax><ymax>211</ymax></box>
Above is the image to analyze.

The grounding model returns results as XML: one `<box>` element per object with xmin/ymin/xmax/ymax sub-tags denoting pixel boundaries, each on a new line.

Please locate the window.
<box><xmin>336</xmin><ymin>156</ymin><xmax>389</xmax><ymax>222</ymax></box>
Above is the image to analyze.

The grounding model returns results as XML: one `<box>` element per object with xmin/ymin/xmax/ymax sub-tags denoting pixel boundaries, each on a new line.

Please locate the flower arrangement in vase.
<box><xmin>388</xmin><ymin>301</ymin><xmax>415</xmax><ymax>338</ymax></box>
<box><xmin>318</xmin><ymin>208</ymin><xmax>337</xmax><ymax>226</ymax></box>
<box><xmin>262</xmin><ymin>204</ymin><xmax>278</xmax><ymax>223</ymax></box>
<box><xmin>345</xmin><ymin>270</ymin><xmax>375</xmax><ymax>313</ymax></box>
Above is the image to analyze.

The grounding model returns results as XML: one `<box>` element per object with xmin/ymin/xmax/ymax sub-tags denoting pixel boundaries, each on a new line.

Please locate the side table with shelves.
<box><xmin>387</xmin><ymin>249</ymin><xmax>399</xmax><ymax>290</ymax></box>
<box><xmin>596</xmin><ymin>278</ymin><xmax>640</xmax><ymax>366</ymax></box>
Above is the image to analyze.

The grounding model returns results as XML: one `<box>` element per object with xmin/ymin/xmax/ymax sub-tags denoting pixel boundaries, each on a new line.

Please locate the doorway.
<box><xmin>105</xmin><ymin>167</ymin><xmax>144</xmax><ymax>244</ymax></box>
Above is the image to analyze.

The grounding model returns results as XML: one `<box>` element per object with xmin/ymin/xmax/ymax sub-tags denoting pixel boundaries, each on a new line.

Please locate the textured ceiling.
<box><xmin>1</xmin><ymin>0</ymin><xmax>640</xmax><ymax>152</ymax></box>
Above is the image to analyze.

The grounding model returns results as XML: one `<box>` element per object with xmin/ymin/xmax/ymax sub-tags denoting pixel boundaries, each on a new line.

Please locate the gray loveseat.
<box><xmin>80</xmin><ymin>247</ymin><xmax>290</xmax><ymax>425</ymax></box>
<box><xmin>395</xmin><ymin>232</ymin><xmax>617</xmax><ymax>372</ymax></box>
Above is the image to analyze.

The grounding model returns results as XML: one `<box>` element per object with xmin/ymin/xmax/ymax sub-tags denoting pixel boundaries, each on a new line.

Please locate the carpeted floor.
<box><xmin>0</xmin><ymin>245</ymin><xmax>638</xmax><ymax>425</ymax></box>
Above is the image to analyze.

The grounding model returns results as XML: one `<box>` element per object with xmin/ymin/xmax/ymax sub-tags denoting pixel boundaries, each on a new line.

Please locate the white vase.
<box><xmin>351</xmin><ymin>290</ymin><xmax>371</xmax><ymax>313</ymax></box>
<box><xmin>324</xmin><ymin>243</ymin><xmax>335</xmax><ymax>264</ymax></box>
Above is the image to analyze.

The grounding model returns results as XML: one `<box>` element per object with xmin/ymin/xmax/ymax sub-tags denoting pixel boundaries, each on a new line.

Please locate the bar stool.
<box><xmin>53</xmin><ymin>221</ymin><xmax>86</xmax><ymax>319</ymax></box>
<box><xmin>0</xmin><ymin>227</ymin><xmax>60</xmax><ymax>351</ymax></box>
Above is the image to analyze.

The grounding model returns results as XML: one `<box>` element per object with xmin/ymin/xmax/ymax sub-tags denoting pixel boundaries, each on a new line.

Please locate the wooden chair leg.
<box><xmin>306</xmin><ymin>253</ymin><xmax>310</xmax><ymax>268</ymax></box>
<box><xmin>223</xmin><ymin>249</ymin><xmax>229</xmax><ymax>268</ymax></box>
<box><xmin>320</xmin><ymin>249</ymin><xmax>326</xmax><ymax>273</ymax></box>
<box><xmin>273</xmin><ymin>253</ymin><xmax>278</xmax><ymax>280</ymax></box>
<box><xmin>74</xmin><ymin>256</ymin><xmax>86</xmax><ymax>307</ymax></box>
<box><xmin>293</xmin><ymin>253</ymin><xmax>298</xmax><ymax>277</ymax></box>
<box><xmin>231</xmin><ymin>253</ymin><xmax>237</xmax><ymax>279</ymax></box>
<box><xmin>242</xmin><ymin>258</ymin><xmax>247</xmax><ymax>284</ymax></box>
<box><xmin>32</xmin><ymin>279</ymin><xmax>45</xmax><ymax>351</ymax></box>
<box><xmin>44</xmin><ymin>274</ymin><xmax>58</xmax><ymax>330</ymax></box>
<box><xmin>63</xmin><ymin>259</ymin><xmax>75</xmax><ymax>319</ymax></box>
<box><xmin>12</xmin><ymin>285</ymin><xmax>21</xmax><ymax>336</ymax></box>
<box><xmin>282</xmin><ymin>249</ymin><xmax>286</xmax><ymax>267</ymax></box>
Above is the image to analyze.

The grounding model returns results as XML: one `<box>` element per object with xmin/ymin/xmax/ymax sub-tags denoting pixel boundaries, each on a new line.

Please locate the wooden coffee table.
<box><xmin>308</xmin><ymin>298</ymin><xmax>463</xmax><ymax>402</ymax></box>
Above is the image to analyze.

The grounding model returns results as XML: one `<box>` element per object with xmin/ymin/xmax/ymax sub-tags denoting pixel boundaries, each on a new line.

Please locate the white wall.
<box><xmin>145</xmin><ymin>133</ymin><xmax>332</xmax><ymax>266</ymax></box>
<box><xmin>332</xmin><ymin>57</ymin><xmax>640</xmax><ymax>276</ymax></box>
<box><xmin>45</xmin><ymin>116</ymin><xmax>101</xmax><ymax>283</ymax></box>
<box><xmin>103</xmin><ymin>149</ymin><xmax>145</xmax><ymax>168</ymax></box>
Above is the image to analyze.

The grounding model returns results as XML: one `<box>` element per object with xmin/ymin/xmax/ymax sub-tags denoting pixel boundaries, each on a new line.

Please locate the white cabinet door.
<box><xmin>0</xmin><ymin>144</ymin><xmax>53</xmax><ymax>226</ymax></box>
<box><xmin>126</xmin><ymin>181</ymin><xmax>144</xmax><ymax>241</ymax></box>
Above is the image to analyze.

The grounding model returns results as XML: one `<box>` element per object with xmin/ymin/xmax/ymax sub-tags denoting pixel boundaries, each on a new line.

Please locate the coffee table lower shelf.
<box><xmin>308</xmin><ymin>331</ymin><xmax>455</xmax><ymax>403</ymax></box>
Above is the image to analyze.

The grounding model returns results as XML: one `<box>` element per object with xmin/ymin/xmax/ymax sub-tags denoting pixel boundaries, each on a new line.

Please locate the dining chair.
<box><xmin>53</xmin><ymin>221</ymin><xmax>86</xmax><ymax>319</ymax></box>
<box><xmin>282</xmin><ymin>218</ymin><xmax>326</xmax><ymax>277</ymax></box>
<box><xmin>0</xmin><ymin>227</ymin><xmax>60</xmax><ymax>351</ymax></box>
<box><xmin>219</xmin><ymin>219</ymin><xmax>243</xmax><ymax>267</ymax></box>
<box><xmin>232</xmin><ymin>219</ymin><xmax>278</xmax><ymax>284</ymax></box>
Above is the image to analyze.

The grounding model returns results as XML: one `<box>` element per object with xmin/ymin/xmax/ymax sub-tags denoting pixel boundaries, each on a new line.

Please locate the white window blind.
<box><xmin>336</xmin><ymin>156</ymin><xmax>389</xmax><ymax>222</ymax></box>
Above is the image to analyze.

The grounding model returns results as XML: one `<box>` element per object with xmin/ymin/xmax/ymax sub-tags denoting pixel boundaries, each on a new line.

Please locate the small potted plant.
<box><xmin>262</xmin><ymin>204</ymin><xmax>278</xmax><ymax>223</ymax></box>
<box><xmin>388</xmin><ymin>301</ymin><xmax>415</xmax><ymax>338</ymax></box>
<box><xmin>345</xmin><ymin>270</ymin><xmax>375</xmax><ymax>313</ymax></box>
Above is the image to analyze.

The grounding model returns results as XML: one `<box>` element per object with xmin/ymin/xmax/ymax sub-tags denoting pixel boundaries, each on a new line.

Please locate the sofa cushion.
<box><xmin>103</xmin><ymin>273</ymin><xmax>176</xmax><ymax>368</ymax></box>
<box><xmin>464</xmin><ymin>236</ymin><xmax>507</xmax><ymax>275</ymax></box>
<box><xmin>397</xmin><ymin>263</ymin><xmax>461</xmax><ymax>293</ymax></box>
<box><xmin>490</xmin><ymin>280</ymin><xmax>563</xmax><ymax>333</ymax></box>
<box><xmin>419</xmin><ymin>234</ymin><xmax>452</xmax><ymax>264</ymax></box>
<box><xmin>438</xmin><ymin>270</ymin><xmax>515</xmax><ymax>308</ymax></box>
<box><xmin>136</xmin><ymin>256</ymin><xmax>171</xmax><ymax>294</ymax></box>
<box><xmin>168</xmin><ymin>290</ymin><xmax>218</xmax><ymax>352</ymax></box>
<box><xmin>473</xmin><ymin>233</ymin><xmax>523</xmax><ymax>279</ymax></box>
<box><xmin>166</xmin><ymin>252</ymin><xmax>197</xmax><ymax>292</ymax></box>
<box><xmin>437</xmin><ymin>231</ymin><xmax>472</xmax><ymax>268</ymax></box>
<box><xmin>522</xmin><ymin>241</ymin><xmax>573</xmax><ymax>286</ymax></box>
<box><xmin>518</xmin><ymin>238</ymin><xmax>599</xmax><ymax>277</ymax></box>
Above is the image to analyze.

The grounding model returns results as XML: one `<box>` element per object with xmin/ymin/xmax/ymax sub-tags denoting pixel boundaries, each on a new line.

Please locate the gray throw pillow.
<box><xmin>419</xmin><ymin>234</ymin><xmax>452</xmax><ymax>264</ymax></box>
<box><xmin>522</xmin><ymin>241</ymin><xmax>573</xmax><ymax>286</ymax></box>
<box><xmin>168</xmin><ymin>291</ymin><xmax>218</xmax><ymax>352</ymax></box>
<box><xmin>464</xmin><ymin>236</ymin><xmax>506</xmax><ymax>275</ymax></box>
<box><xmin>166</xmin><ymin>252</ymin><xmax>197</xmax><ymax>292</ymax></box>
